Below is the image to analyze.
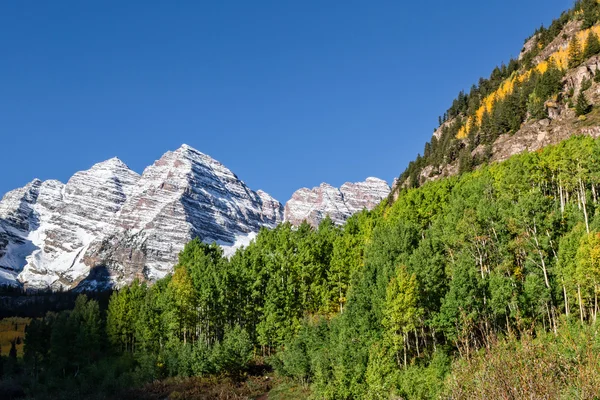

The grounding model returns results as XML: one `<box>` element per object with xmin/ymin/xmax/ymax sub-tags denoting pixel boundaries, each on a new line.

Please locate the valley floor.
<box><xmin>114</xmin><ymin>375</ymin><xmax>309</xmax><ymax>400</ymax></box>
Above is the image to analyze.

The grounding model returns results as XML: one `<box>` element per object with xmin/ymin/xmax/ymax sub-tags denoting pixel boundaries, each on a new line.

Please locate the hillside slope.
<box><xmin>394</xmin><ymin>0</ymin><xmax>600</xmax><ymax>199</ymax></box>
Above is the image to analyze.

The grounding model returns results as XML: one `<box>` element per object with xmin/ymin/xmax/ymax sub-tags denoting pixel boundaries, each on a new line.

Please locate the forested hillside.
<box><xmin>398</xmin><ymin>0</ymin><xmax>600</xmax><ymax>191</ymax></box>
<box><xmin>6</xmin><ymin>2</ymin><xmax>600</xmax><ymax>399</ymax></box>
<box><xmin>6</xmin><ymin>134</ymin><xmax>600</xmax><ymax>398</ymax></box>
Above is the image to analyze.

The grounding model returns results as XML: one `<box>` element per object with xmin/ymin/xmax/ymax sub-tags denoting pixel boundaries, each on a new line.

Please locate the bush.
<box><xmin>212</xmin><ymin>326</ymin><xmax>253</xmax><ymax>376</ymax></box>
<box><xmin>397</xmin><ymin>350</ymin><xmax>451</xmax><ymax>400</ymax></box>
<box><xmin>581</xmin><ymin>78</ymin><xmax>592</xmax><ymax>92</ymax></box>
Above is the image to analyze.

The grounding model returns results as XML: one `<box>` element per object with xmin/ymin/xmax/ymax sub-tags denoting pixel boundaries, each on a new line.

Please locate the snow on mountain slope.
<box><xmin>80</xmin><ymin>144</ymin><xmax>284</xmax><ymax>287</ymax></box>
<box><xmin>0</xmin><ymin>145</ymin><xmax>387</xmax><ymax>290</ymax></box>
<box><xmin>283</xmin><ymin>177</ymin><xmax>390</xmax><ymax>226</ymax></box>
<box><xmin>0</xmin><ymin>145</ymin><xmax>283</xmax><ymax>290</ymax></box>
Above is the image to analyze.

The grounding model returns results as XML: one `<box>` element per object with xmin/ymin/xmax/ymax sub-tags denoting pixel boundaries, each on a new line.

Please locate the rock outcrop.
<box><xmin>284</xmin><ymin>178</ymin><xmax>390</xmax><ymax>227</ymax></box>
<box><xmin>0</xmin><ymin>145</ymin><xmax>283</xmax><ymax>290</ymax></box>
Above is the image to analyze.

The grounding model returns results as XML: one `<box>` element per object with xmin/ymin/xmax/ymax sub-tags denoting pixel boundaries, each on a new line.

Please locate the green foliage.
<box><xmin>364</xmin><ymin>342</ymin><xmax>396</xmax><ymax>399</ymax></box>
<box><xmin>579</xmin><ymin>0</ymin><xmax>600</xmax><ymax>29</ymax></box>
<box><xmin>17</xmin><ymin>134</ymin><xmax>600</xmax><ymax>399</ymax></box>
<box><xmin>576</xmin><ymin>91</ymin><xmax>592</xmax><ymax>115</ymax></box>
<box><xmin>527</xmin><ymin>91</ymin><xmax>547</xmax><ymax>120</ymax></box>
<box><xmin>569</xmin><ymin>35</ymin><xmax>584</xmax><ymax>69</ymax></box>
<box><xmin>581</xmin><ymin>77</ymin><xmax>593</xmax><ymax>93</ymax></box>
<box><xmin>584</xmin><ymin>30</ymin><xmax>600</xmax><ymax>59</ymax></box>
<box><xmin>212</xmin><ymin>326</ymin><xmax>253</xmax><ymax>375</ymax></box>
<box><xmin>383</xmin><ymin>266</ymin><xmax>421</xmax><ymax>368</ymax></box>
<box><xmin>396</xmin><ymin>350</ymin><xmax>450</xmax><ymax>400</ymax></box>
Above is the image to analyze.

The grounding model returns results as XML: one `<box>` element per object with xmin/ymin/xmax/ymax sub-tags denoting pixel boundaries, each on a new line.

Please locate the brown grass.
<box><xmin>114</xmin><ymin>375</ymin><xmax>309</xmax><ymax>400</ymax></box>
<box><xmin>446</xmin><ymin>324</ymin><xmax>600</xmax><ymax>399</ymax></box>
<box><xmin>0</xmin><ymin>317</ymin><xmax>30</xmax><ymax>357</ymax></box>
<box><xmin>115</xmin><ymin>375</ymin><xmax>310</xmax><ymax>400</ymax></box>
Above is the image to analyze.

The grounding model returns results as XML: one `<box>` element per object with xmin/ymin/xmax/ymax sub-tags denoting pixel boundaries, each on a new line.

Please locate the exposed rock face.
<box><xmin>519</xmin><ymin>33</ymin><xmax>539</xmax><ymax>61</ymax></box>
<box><xmin>532</xmin><ymin>20</ymin><xmax>582</xmax><ymax>66</ymax></box>
<box><xmin>284</xmin><ymin>178</ymin><xmax>390</xmax><ymax>227</ymax></box>
<box><xmin>396</xmin><ymin>38</ymin><xmax>600</xmax><ymax>195</ymax></box>
<box><xmin>0</xmin><ymin>145</ymin><xmax>283</xmax><ymax>290</ymax></box>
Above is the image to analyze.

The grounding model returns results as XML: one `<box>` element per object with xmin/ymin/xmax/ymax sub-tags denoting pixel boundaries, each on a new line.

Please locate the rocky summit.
<box><xmin>0</xmin><ymin>145</ymin><xmax>284</xmax><ymax>290</ymax></box>
<box><xmin>283</xmin><ymin>177</ymin><xmax>390</xmax><ymax>227</ymax></box>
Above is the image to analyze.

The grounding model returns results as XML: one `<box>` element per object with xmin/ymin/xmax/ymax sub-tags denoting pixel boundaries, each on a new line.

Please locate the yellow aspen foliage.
<box><xmin>454</xmin><ymin>24</ymin><xmax>600</xmax><ymax>139</ymax></box>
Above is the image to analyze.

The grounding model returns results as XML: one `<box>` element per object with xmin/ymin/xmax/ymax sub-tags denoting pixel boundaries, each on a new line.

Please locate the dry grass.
<box><xmin>117</xmin><ymin>377</ymin><xmax>271</xmax><ymax>400</ymax></box>
<box><xmin>446</xmin><ymin>324</ymin><xmax>600</xmax><ymax>399</ymax></box>
<box><xmin>115</xmin><ymin>375</ymin><xmax>308</xmax><ymax>400</ymax></box>
<box><xmin>0</xmin><ymin>317</ymin><xmax>29</xmax><ymax>357</ymax></box>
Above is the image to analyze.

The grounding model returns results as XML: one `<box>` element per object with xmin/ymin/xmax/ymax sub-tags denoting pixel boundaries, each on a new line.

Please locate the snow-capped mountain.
<box><xmin>0</xmin><ymin>144</ymin><xmax>390</xmax><ymax>291</ymax></box>
<box><xmin>0</xmin><ymin>145</ymin><xmax>283</xmax><ymax>290</ymax></box>
<box><xmin>283</xmin><ymin>177</ymin><xmax>390</xmax><ymax>227</ymax></box>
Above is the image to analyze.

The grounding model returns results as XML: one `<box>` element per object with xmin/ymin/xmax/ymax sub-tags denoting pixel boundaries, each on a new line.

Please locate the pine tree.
<box><xmin>458</xmin><ymin>148</ymin><xmax>474</xmax><ymax>174</ymax></box>
<box><xmin>528</xmin><ymin>92</ymin><xmax>547</xmax><ymax>120</ymax></box>
<box><xmin>576</xmin><ymin>91</ymin><xmax>592</xmax><ymax>116</ymax></box>
<box><xmin>581</xmin><ymin>0</ymin><xmax>600</xmax><ymax>29</ymax></box>
<box><xmin>584</xmin><ymin>31</ymin><xmax>600</xmax><ymax>59</ymax></box>
<box><xmin>569</xmin><ymin>35</ymin><xmax>583</xmax><ymax>68</ymax></box>
<box><xmin>9</xmin><ymin>340</ymin><xmax>17</xmax><ymax>360</ymax></box>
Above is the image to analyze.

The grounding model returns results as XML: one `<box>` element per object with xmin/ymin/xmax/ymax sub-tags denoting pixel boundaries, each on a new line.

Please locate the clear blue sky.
<box><xmin>1</xmin><ymin>0</ymin><xmax>570</xmax><ymax>202</ymax></box>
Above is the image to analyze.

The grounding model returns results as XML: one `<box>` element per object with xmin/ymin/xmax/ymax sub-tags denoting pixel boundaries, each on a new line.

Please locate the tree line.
<box><xmin>7</xmin><ymin>134</ymin><xmax>600</xmax><ymax>398</ymax></box>
<box><xmin>401</xmin><ymin>0</ymin><xmax>600</xmax><ymax>190</ymax></box>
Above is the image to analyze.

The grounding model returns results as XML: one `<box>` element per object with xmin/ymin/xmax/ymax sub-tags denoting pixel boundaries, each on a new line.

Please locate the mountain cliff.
<box><xmin>0</xmin><ymin>145</ymin><xmax>284</xmax><ymax>290</ymax></box>
<box><xmin>283</xmin><ymin>178</ymin><xmax>390</xmax><ymax>226</ymax></box>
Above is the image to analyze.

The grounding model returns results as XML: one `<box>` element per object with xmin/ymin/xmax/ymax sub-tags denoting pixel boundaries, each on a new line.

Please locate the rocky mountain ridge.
<box><xmin>0</xmin><ymin>145</ymin><xmax>284</xmax><ymax>290</ymax></box>
<box><xmin>393</xmin><ymin>10</ymin><xmax>600</xmax><ymax>198</ymax></box>
<box><xmin>284</xmin><ymin>177</ymin><xmax>390</xmax><ymax>227</ymax></box>
<box><xmin>0</xmin><ymin>145</ymin><xmax>387</xmax><ymax>290</ymax></box>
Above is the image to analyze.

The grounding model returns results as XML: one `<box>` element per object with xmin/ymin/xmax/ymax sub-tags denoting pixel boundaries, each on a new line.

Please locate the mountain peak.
<box><xmin>365</xmin><ymin>177</ymin><xmax>387</xmax><ymax>184</ymax></box>
<box><xmin>0</xmin><ymin>144</ymin><xmax>283</xmax><ymax>290</ymax></box>
<box><xmin>93</xmin><ymin>157</ymin><xmax>130</xmax><ymax>171</ymax></box>
<box><xmin>174</xmin><ymin>144</ymin><xmax>207</xmax><ymax>158</ymax></box>
<box><xmin>284</xmin><ymin>177</ymin><xmax>390</xmax><ymax>227</ymax></box>
<box><xmin>177</xmin><ymin>143</ymin><xmax>194</xmax><ymax>151</ymax></box>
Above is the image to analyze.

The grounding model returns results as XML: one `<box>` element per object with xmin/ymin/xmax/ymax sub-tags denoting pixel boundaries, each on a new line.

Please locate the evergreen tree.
<box><xmin>568</xmin><ymin>35</ymin><xmax>583</xmax><ymax>68</ymax></box>
<box><xmin>9</xmin><ymin>340</ymin><xmax>17</xmax><ymax>360</ymax></box>
<box><xmin>527</xmin><ymin>92</ymin><xmax>546</xmax><ymax>120</ymax></box>
<box><xmin>537</xmin><ymin>60</ymin><xmax>563</xmax><ymax>99</ymax></box>
<box><xmin>576</xmin><ymin>91</ymin><xmax>592</xmax><ymax>115</ymax></box>
<box><xmin>458</xmin><ymin>148</ymin><xmax>474</xmax><ymax>174</ymax></box>
<box><xmin>584</xmin><ymin>31</ymin><xmax>600</xmax><ymax>59</ymax></box>
<box><xmin>581</xmin><ymin>0</ymin><xmax>600</xmax><ymax>29</ymax></box>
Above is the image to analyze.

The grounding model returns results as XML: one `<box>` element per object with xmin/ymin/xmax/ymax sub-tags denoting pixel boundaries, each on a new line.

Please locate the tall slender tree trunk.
<box><xmin>579</xmin><ymin>285</ymin><xmax>585</xmax><ymax>324</ymax></box>
<box><xmin>595</xmin><ymin>285</ymin><xmax>598</xmax><ymax>323</ymax></box>
<box><xmin>559</xmin><ymin>183</ymin><xmax>565</xmax><ymax>214</ymax></box>
<box><xmin>580</xmin><ymin>178</ymin><xmax>590</xmax><ymax>233</ymax></box>
<box><xmin>415</xmin><ymin>328</ymin><xmax>420</xmax><ymax>357</ymax></box>
<box><xmin>563</xmin><ymin>283</ymin><xmax>570</xmax><ymax>316</ymax></box>
<box><xmin>532</xmin><ymin>222</ymin><xmax>550</xmax><ymax>289</ymax></box>
<box><xmin>403</xmin><ymin>333</ymin><xmax>407</xmax><ymax>369</ymax></box>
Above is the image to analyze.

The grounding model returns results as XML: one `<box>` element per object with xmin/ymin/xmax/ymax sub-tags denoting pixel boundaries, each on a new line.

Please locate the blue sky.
<box><xmin>1</xmin><ymin>1</ymin><xmax>570</xmax><ymax>202</ymax></box>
